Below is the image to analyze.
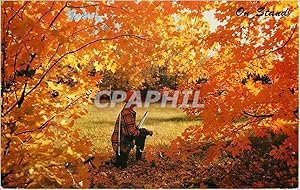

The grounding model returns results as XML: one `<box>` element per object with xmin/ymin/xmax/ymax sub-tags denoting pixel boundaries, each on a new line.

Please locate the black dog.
<box><xmin>135</xmin><ymin>128</ymin><xmax>153</xmax><ymax>160</ymax></box>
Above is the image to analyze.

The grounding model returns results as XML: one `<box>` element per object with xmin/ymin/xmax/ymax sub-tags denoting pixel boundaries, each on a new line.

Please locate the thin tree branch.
<box><xmin>253</xmin><ymin>23</ymin><xmax>297</xmax><ymax>60</ymax></box>
<box><xmin>7</xmin><ymin>2</ymin><xmax>28</xmax><ymax>24</ymax></box>
<box><xmin>48</xmin><ymin>2</ymin><xmax>67</xmax><ymax>29</ymax></box>
<box><xmin>2</xmin><ymin>34</ymin><xmax>151</xmax><ymax>117</ymax></box>
<box><xmin>10</xmin><ymin>7</ymin><xmax>23</xmax><ymax>20</ymax></box>
<box><xmin>15</xmin><ymin>94</ymin><xmax>85</xmax><ymax>136</ymax></box>
<box><xmin>66</xmin><ymin>15</ymin><xmax>114</xmax><ymax>39</ymax></box>
<box><xmin>43</xmin><ymin>43</ymin><xmax>61</xmax><ymax>69</ymax></box>
<box><xmin>24</xmin><ymin>2</ymin><xmax>55</xmax><ymax>38</ymax></box>
<box><xmin>242</xmin><ymin>110</ymin><xmax>274</xmax><ymax>118</ymax></box>
<box><xmin>66</xmin><ymin>4</ymin><xmax>98</xmax><ymax>9</ymax></box>
<box><xmin>13</xmin><ymin>46</ymin><xmax>23</xmax><ymax>80</ymax></box>
<box><xmin>16</xmin><ymin>82</ymin><xmax>27</xmax><ymax>108</ymax></box>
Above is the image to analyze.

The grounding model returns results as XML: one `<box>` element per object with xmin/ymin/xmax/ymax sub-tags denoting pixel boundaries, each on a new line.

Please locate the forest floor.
<box><xmin>73</xmin><ymin>103</ymin><xmax>206</xmax><ymax>188</ymax></box>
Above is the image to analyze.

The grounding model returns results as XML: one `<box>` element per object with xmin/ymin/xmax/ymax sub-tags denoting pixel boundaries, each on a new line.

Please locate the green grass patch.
<box><xmin>74</xmin><ymin>103</ymin><xmax>202</xmax><ymax>152</ymax></box>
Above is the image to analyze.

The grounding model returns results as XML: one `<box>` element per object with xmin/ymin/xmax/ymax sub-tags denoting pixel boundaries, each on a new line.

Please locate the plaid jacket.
<box><xmin>111</xmin><ymin>108</ymin><xmax>140</xmax><ymax>153</ymax></box>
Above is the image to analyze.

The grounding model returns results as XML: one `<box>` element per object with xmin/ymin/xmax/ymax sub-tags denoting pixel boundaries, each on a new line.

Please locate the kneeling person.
<box><xmin>111</xmin><ymin>101</ymin><xmax>152</xmax><ymax>168</ymax></box>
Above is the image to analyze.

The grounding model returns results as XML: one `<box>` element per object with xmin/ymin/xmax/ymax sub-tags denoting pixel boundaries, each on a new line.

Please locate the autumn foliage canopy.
<box><xmin>1</xmin><ymin>1</ymin><xmax>298</xmax><ymax>188</ymax></box>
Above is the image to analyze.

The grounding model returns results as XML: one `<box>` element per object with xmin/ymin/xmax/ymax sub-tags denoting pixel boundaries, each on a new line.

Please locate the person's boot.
<box><xmin>114</xmin><ymin>153</ymin><xmax>121</xmax><ymax>168</ymax></box>
<box><xmin>118</xmin><ymin>151</ymin><xmax>129</xmax><ymax>169</ymax></box>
